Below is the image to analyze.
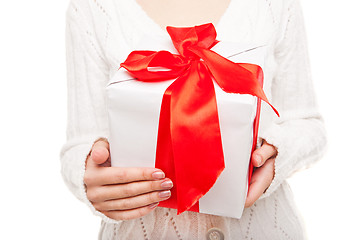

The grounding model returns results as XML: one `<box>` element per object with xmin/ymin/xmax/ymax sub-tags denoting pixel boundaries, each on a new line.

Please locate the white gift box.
<box><xmin>106</xmin><ymin>35</ymin><xmax>266</xmax><ymax>219</ymax></box>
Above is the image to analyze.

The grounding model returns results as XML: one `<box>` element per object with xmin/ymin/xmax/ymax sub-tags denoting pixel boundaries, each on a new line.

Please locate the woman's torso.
<box><xmin>87</xmin><ymin>0</ymin><xmax>306</xmax><ymax>239</ymax></box>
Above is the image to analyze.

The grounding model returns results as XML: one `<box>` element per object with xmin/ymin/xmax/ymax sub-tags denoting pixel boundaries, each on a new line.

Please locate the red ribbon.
<box><xmin>121</xmin><ymin>23</ymin><xmax>279</xmax><ymax>215</ymax></box>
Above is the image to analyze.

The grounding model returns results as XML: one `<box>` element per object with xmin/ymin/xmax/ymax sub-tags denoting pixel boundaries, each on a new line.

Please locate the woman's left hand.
<box><xmin>245</xmin><ymin>140</ymin><xmax>278</xmax><ymax>208</ymax></box>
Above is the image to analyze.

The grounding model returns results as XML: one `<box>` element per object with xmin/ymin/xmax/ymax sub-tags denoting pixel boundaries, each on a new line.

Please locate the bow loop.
<box><xmin>166</xmin><ymin>23</ymin><xmax>218</xmax><ymax>58</ymax></box>
<box><xmin>121</xmin><ymin>50</ymin><xmax>190</xmax><ymax>81</ymax></box>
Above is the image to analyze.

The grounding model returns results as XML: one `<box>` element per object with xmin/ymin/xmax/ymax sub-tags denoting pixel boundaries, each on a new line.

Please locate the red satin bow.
<box><xmin>121</xmin><ymin>23</ymin><xmax>279</xmax><ymax>214</ymax></box>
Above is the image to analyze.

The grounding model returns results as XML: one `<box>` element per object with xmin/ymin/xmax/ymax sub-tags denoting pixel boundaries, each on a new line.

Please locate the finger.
<box><xmin>84</xmin><ymin>167</ymin><xmax>166</xmax><ymax>187</ymax></box>
<box><xmin>93</xmin><ymin>189</ymin><xmax>171</xmax><ymax>211</ymax></box>
<box><xmin>245</xmin><ymin>158</ymin><xmax>275</xmax><ymax>208</ymax></box>
<box><xmin>101</xmin><ymin>202</ymin><xmax>159</xmax><ymax>221</ymax></box>
<box><xmin>90</xmin><ymin>139</ymin><xmax>110</xmax><ymax>165</ymax></box>
<box><xmin>252</xmin><ymin>140</ymin><xmax>277</xmax><ymax>167</ymax></box>
<box><xmin>87</xmin><ymin>178</ymin><xmax>173</xmax><ymax>202</ymax></box>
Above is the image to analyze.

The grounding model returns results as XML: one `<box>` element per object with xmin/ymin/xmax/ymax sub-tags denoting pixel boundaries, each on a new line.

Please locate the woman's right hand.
<box><xmin>84</xmin><ymin>139</ymin><xmax>173</xmax><ymax>221</ymax></box>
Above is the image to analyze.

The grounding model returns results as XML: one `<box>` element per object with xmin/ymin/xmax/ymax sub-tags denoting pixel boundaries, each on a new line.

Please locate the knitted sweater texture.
<box><xmin>60</xmin><ymin>0</ymin><xmax>327</xmax><ymax>239</ymax></box>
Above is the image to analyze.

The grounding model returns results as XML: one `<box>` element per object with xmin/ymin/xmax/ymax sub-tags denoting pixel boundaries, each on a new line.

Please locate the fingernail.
<box><xmin>152</xmin><ymin>171</ymin><xmax>165</xmax><ymax>180</ymax></box>
<box><xmin>159</xmin><ymin>190</ymin><xmax>171</xmax><ymax>198</ymax></box>
<box><xmin>160</xmin><ymin>180</ymin><xmax>173</xmax><ymax>189</ymax></box>
<box><xmin>148</xmin><ymin>202</ymin><xmax>159</xmax><ymax>209</ymax></box>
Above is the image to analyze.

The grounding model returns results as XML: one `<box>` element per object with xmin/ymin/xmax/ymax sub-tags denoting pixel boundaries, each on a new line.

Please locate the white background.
<box><xmin>0</xmin><ymin>0</ymin><xmax>358</xmax><ymax>239</ymax></box>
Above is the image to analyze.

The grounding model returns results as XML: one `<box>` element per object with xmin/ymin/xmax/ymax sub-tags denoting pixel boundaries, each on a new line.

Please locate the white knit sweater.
<box><xmin>60</xmin><ymin>0</ymin><xmax>327</xmax><ymax>239</ymax></box>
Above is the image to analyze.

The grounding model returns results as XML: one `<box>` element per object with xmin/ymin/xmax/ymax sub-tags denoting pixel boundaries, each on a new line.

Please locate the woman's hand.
<box><xmin>245</xmin><ymin>140</ymin><xmax>278</xmax><ymax>208</ymax></box>
<box><xmin>84</xmin><ymin>139</ymin><xmax>173</xmax><ymax>221</ymax></box>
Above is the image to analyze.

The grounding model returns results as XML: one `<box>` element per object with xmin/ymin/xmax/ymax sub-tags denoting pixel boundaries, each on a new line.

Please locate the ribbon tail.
<box><xmin>168</xmin><ymin>61</ymin><xmax>225</xmax><ymax>214</ymax></box>
<box><xmin>189</xmin><ymin>47</ymin><xmax>279</xmax><ymax>117</ymax></box>
<box><xmin>155</xmin><ymin>85</ymin><xmax>179</xmax><ymax>210</ymax></box>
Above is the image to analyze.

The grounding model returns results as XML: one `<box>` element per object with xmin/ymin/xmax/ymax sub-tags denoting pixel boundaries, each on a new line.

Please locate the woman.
<box><xmin>60</xmin><ymin>0</ymin><xmax>327</xmax><ymax>239</ymax></box>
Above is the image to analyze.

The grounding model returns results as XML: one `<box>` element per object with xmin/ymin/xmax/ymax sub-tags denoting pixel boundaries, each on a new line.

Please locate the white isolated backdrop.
<box><xmin>0</xmin><ymin>0</ymin><xmax>358</xmax><ymax>239</ymax></box>
<box><xmin>287</xmin><ymin>1</ymin><xmax>360</xmax><ymax>239</ymax></box>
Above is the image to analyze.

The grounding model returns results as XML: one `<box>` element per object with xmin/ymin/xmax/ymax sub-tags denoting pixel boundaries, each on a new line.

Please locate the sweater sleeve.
<box><xmin>60</xmin><ymin>0</ymin><xmax>120</xmax><ymax>223</ymax></box>
<box><xmin>258</xmin><ymin>0</ymin><xmax>327</xmax><ymax>199</ymax></box>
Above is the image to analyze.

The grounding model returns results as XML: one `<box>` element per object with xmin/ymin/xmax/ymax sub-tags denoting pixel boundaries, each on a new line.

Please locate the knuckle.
<box><xmin>143</xmin><ymin>168</ymin><xmax>155</xmax><ymax>180</ymax></box>
<box><xmin>113</xmin><ymin>170</ymin><xmax>127</xmax><ymax>183</ymax></box>
<box><xmin>256</xmin><ymin>153</ymin><xmax>264</xmax><ymax>160</ymax></box>
<box><xmin>138</xmin><ymin>206</ymin><xmax>151</xmax><ymax>217</ymax></box>
<box><xmin>150</xmin><ymin>180</ymin><xmax>158</xmax><ymax>190</ymax></box>
<box><xmin>142</xmin><ymin>169</ymin><xmax>147</xmax><ymax>180</ymax></box>
<box><xmin>101</xmin><ymin>211</ymin><xmax>111</xmax><ymax>218</ymax></box>
<box><xmin>98</xmin><ymin>201</ymin><xmax>114</xmax><ymax>211</ymax></box>
<box><xmin>138</xmin><ymin>207</ymin><xmax>147</xmax><ymax>217</ymax></box>
<box><xmin>86</xmin><ymin>188</ymin><xmax>103</xmax><ymax>202</ymax></box>
<box><xmin>107</xmin><ymin>200</ymin><xmax>117</xmax><ymax>211</ymax></box>
<box><xmin>148</xmin><ymin>192</ymin><xmax>158</xmax><ymax>203</ymax></box>
<box><xmin>266</xmin><ymin>145</ymin><xmax>277</xmax><ymax>157</ymax></box>
<box><xmin>86</xmin><ymin>188</ymin><xmax>97</xmax><ymax>202</ymax></box>
<box><xmin>120</xmin><ymin>198</ymin><xmax>132</xmax><ymax>209</ymax></box>
<box><xmin>142</xmin><ymin>168</ymin><xmax>151</xmax><ymax>180</ymax></box>
<box><xmin>92</xmin><ymin>202</ymin><xmax>101</xmax><ymax>211</ymax></box>
<box><xmin>83</xmin><ymin>171</ymin><xmax>93</xmax><ymax>186</ymax></box>
<box><xmin>123</xmin><ymin>184</ymin><xmax>135</xmax><ymax>197</ymax></box>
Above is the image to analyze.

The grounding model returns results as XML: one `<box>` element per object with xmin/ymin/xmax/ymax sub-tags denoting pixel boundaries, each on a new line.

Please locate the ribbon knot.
<box><xmin>120</xmin><ymin>23</ymin><xmax>279</xmax><ymax>215</ymax></box>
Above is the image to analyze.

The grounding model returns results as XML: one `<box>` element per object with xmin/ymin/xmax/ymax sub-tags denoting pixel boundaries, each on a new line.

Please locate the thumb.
<box><xmin>89</xmin><ymin>138</ymin><xmax>110</xmax><ymax>165</ymax></box>
<box><xmin>251</xmin><ymin>140</ymin><xmax>277</xmax><ymax>167</ymax></box>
